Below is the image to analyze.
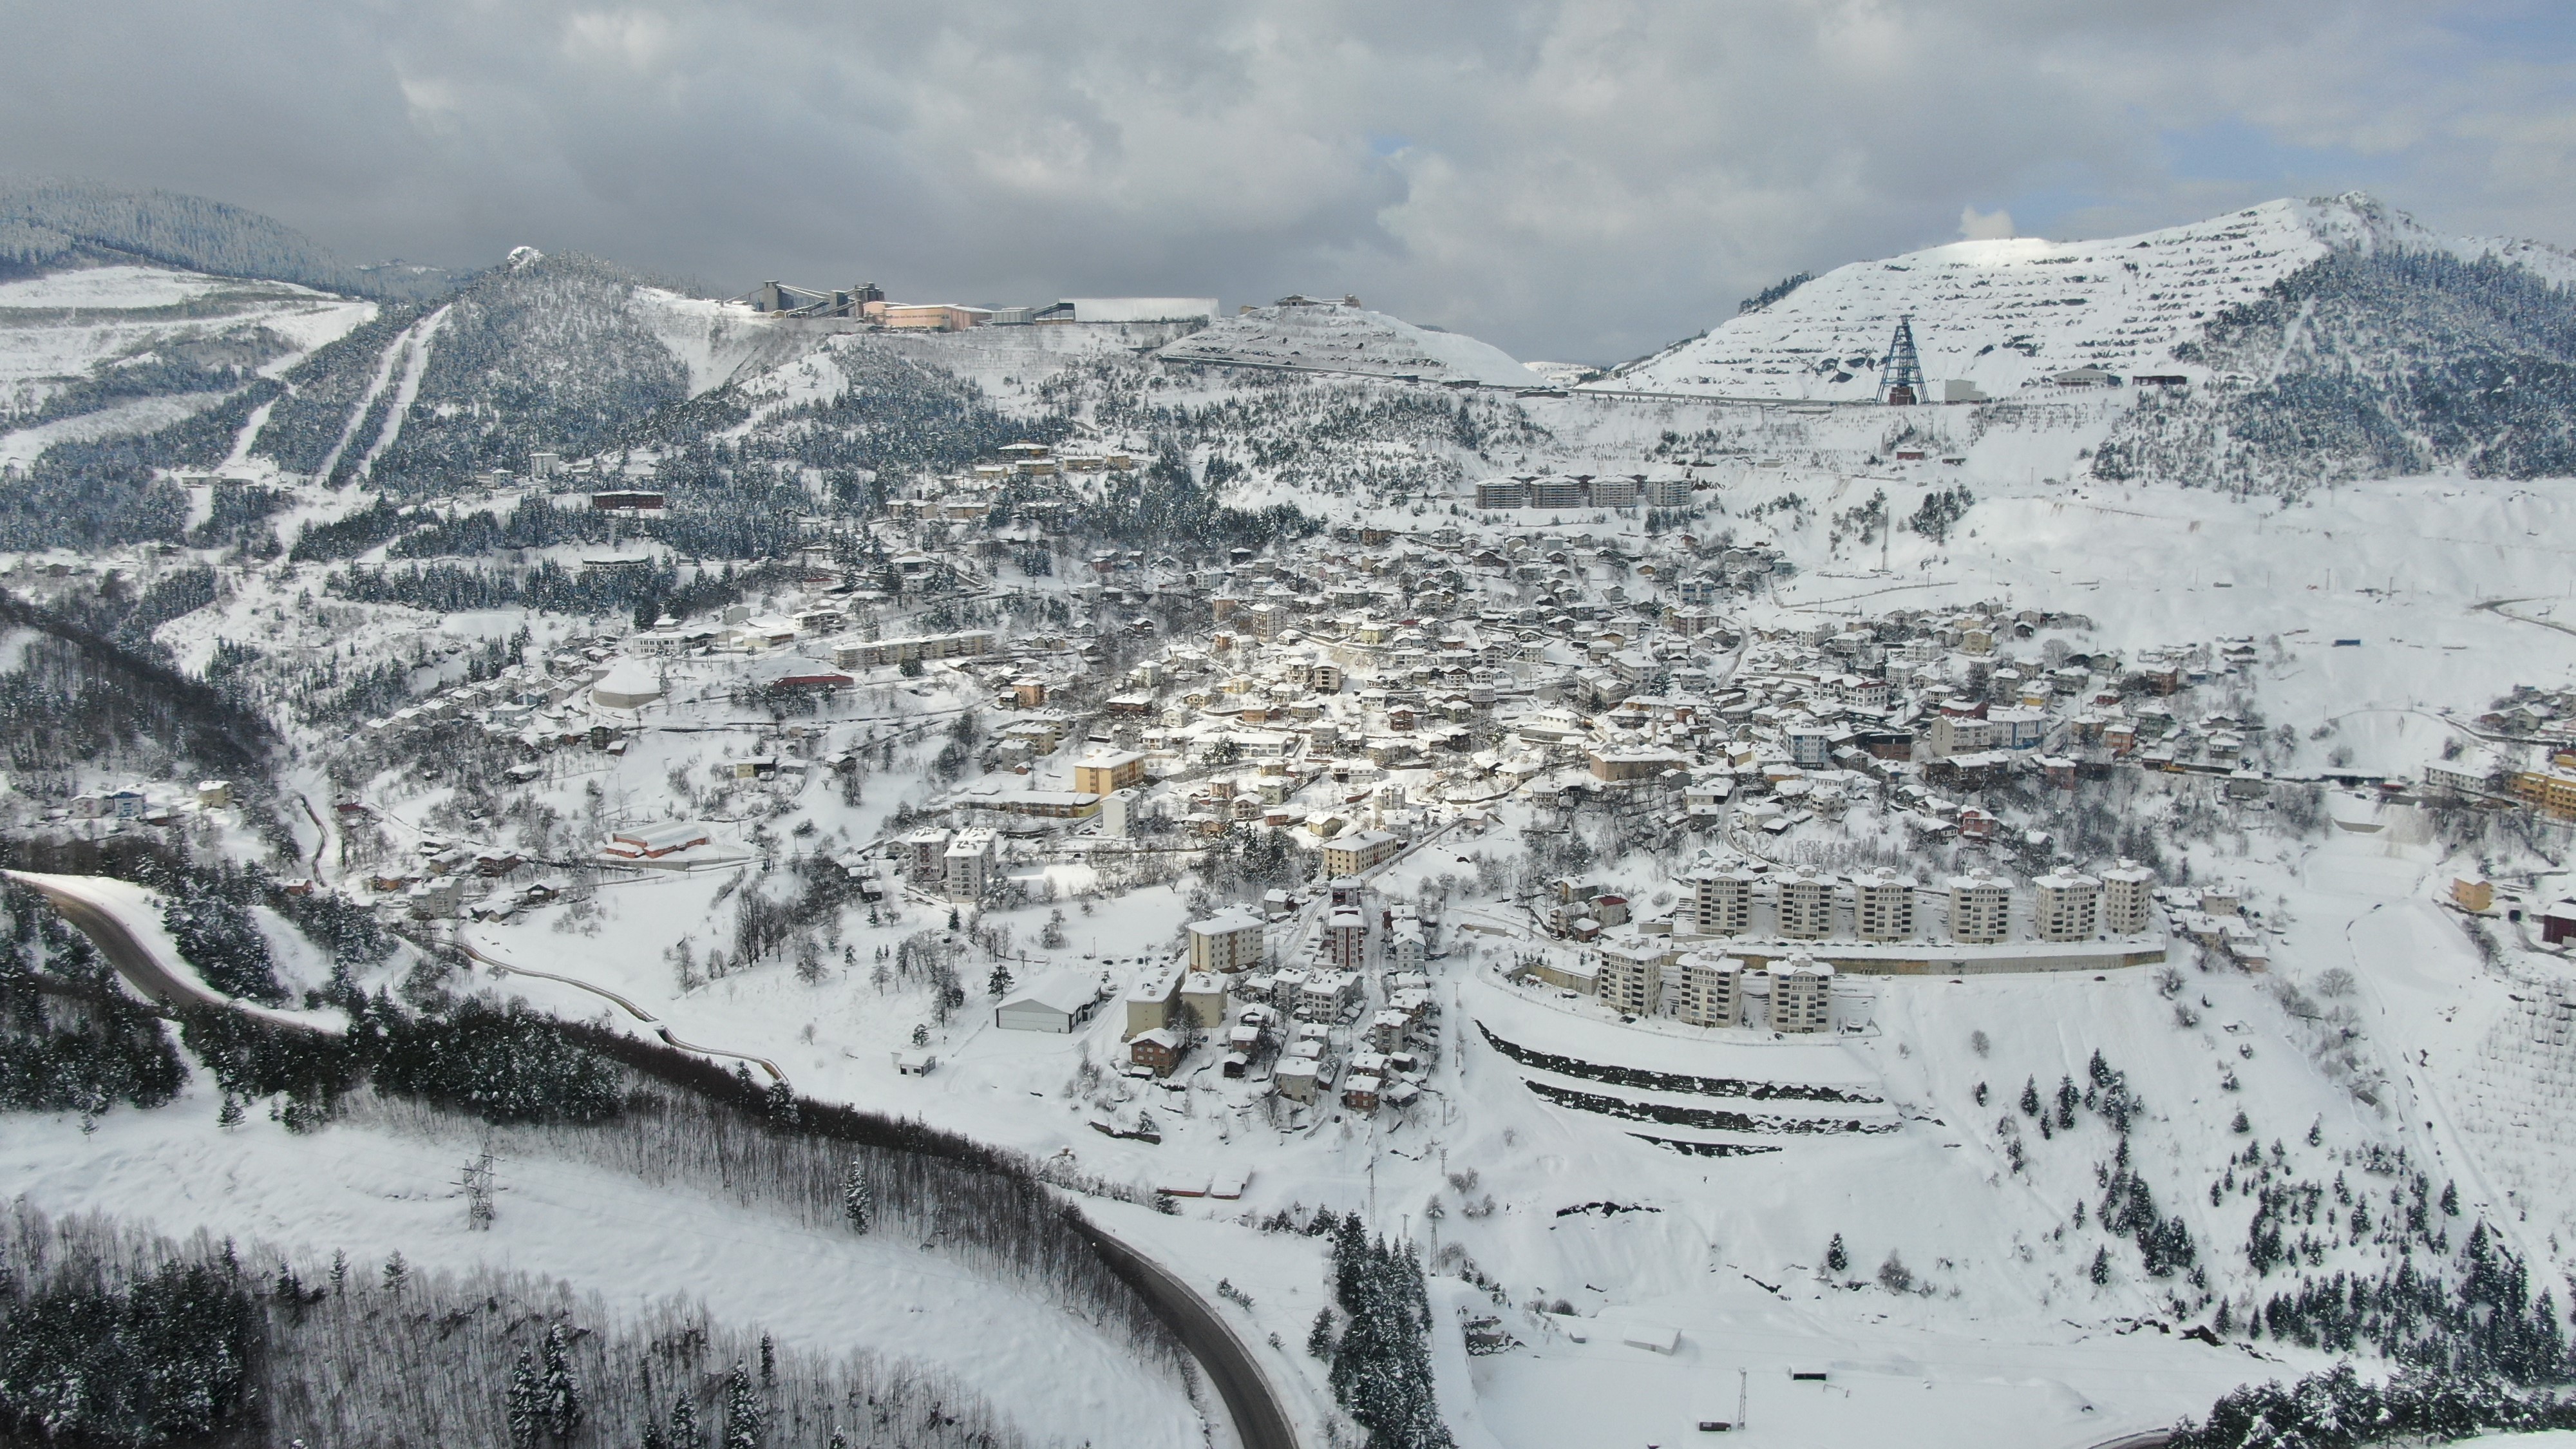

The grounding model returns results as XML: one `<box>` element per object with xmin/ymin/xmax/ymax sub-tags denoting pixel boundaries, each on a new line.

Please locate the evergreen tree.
<box><xmin>382</xmin><ymin>1251</ymin><xmax>409</xmax><ymax>1295</ymax></box>
<box><xmin>722</xmin><ymin>1361</ymin><xmax>765</xmax><ymax>1449</ymax></box>
<box><xmin>2231</xmin><ymin>1109</ymin><xmax>2252</xmax><ymax>1135</ymax></box>
<box><xmin>540</xmin><ymin>1322</ymin><xmax>583</xmax><ymax>1442</ymax></box>
<box><xmin>328</xmin><ymin>1249</ymin><xmax>347</xmax><ymax>1296</ymax></box>
<box><xmin>842</xmin><ymin>1157</ymin><xmax>873</xmax><ymax>1233</ymax></box>
<box><xmin>1308</xmin><ymin>1307</ymin><xmax>1336</xmax><ymax>1358</ymax></box>
<box><xmin>1327</xmin><ymin>1229</ymin><xmax>1455</xmax><ymax>1449</ymax></box>
<box><xmin>2089</xmin><ymin>1247</ymin><xmax>2111</xmax><ymax>1285</ymax></box>
<box><xmin>2018</xmin><ymin>1077</ymin><xmax>2041</xmax><ymax>1117</ymax></box>
<box><xmin>1824</xmin><ymin>1233</ymin><xmax>1849</xmax><ymax>1273</ymax></box>
<box><xmin>987</xmin><ymin>962</ymin><xmax>1014</xmax><ymax>998</ymax></box>
<box><xmin>216</xmin><ymin>1092</ymin><xmax>245</xmax><ymax>1129</ymax></box>
<box><xmin>759</xmin><ymin>1333</ymin><xmax>775</xmax><ymax>1387</ymax></box>
<box><xmin>507</xmin><ymin>1350</ymin><xmax>544</xmax><ymax>1448</ymax></box>
<box><xmin>667</xmin><ymin>1392</ymin><xmax>703</xmax><ymax>1449</ymax></box>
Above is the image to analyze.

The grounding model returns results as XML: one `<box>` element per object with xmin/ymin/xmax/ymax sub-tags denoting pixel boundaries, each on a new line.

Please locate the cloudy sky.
<box><xmin>8</xmin><ymin>1</ymin><xmax>2575</xmax><ymax>361</ymax></box>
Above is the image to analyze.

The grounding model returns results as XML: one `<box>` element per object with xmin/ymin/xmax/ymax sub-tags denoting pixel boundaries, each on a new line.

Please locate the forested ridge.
<box><xmin>0</xmin><ymin>178</ymin><xmax>457</xmax><ymax>298</ymax></box>
<box><xmin>2098</xmin><ymin>247</ymin><xmax>2576</xmax><ymax>491</ymax></box>
<box><xmin>0</xmin><ymin>587</ymin><xmax>274</xmax><ymax>783</ymax></box>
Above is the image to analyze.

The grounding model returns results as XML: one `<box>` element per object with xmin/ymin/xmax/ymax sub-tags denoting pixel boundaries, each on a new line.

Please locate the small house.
<box><xmin>1128</xmin><ymin>1028</ymin><xmax>1184</xmax><ymax>1077</ymax></box>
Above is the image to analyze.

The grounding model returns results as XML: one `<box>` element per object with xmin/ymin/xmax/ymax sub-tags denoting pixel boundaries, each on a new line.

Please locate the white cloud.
<box><xmin>1958</xmin><ymin>206</ymin><xmax>2017</xmax><ymax>241</ymax></box>
<box><xmin>3</xmin><ymin>1</ymin><xmax>2573</xmax><ymax>361</ymax></box>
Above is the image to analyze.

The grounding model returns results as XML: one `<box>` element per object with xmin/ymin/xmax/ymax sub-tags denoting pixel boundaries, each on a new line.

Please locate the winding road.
<box><xmin>3</xmin><ymin>871</ymin><xmax>224</xmax><ymax>1010</ymax></box>
<box><xmin>1072</xmin><ymin>1218</ymin><xmax>1302</xmax><ymax>1449</ymax></box>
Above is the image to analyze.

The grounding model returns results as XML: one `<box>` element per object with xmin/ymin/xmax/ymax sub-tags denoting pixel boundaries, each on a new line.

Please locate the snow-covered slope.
<box><xmin>1602</xmin><ymin>193</ymin><xmax>2562</xmax><ymax>402</ymax></box>
<box><xmin>1160</xmin><ymin>303</ymin><xmax>1535</xmax><ymax>386</ymax></box>
<box><xmin>0</xmin><ymin>260</ymin><xmax>374</xmax><ymax>462</ymax></box>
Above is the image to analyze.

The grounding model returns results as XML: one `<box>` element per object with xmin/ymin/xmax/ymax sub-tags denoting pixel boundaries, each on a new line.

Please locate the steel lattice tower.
<box><xmin>1880</xmin><ymin>314</ymin><xmax>1924</xmax><ymax>405</ymax></box>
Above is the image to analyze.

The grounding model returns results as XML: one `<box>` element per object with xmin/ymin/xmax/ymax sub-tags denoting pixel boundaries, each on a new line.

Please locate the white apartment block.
<box><xmin>943</xmin><ymin>828</ymin><xmax>998</xmax><ymax>902</ymax></box>
<box><xmin>1690</xmin><ymin>862</ymin><xmax>1757</xmax><ymax>936</ymax></box>
<box><xmin>1772</xmin><ymin>956</ymin><xmax>1835</xmax><ymax>1033</ymax></box>
<box><xmin>1675</xmin><ymin>952</ymin><xmax>1746</xmax><ymax>1028</ymax></box>
<box><xmin>2100</xmin><ymin>860</ymin><xmax>2156</xmax><ymax>935</ymax></box>
<box><xmin>1776</xmin><ymin>869</ymin><xmax>1837</xmax><ymax>940</ymax></box>
<box><xmin>1187</xmin><ymin>906</ymin><xmax>1267</xmax><ymax>973</ymax></box>
<box><xmin>2034</xmin><ymin>870</ymin><xmax>2104</xmax><ymax>942</ymax></box>
<box><xmin>1853</xmin><ymin>869</ymin><xmax>1918</xmax><ymax>941</ymax></box>
<box><xmin>1596</xmin><ymin>949</ymin><xmax>1661</xmax><ymax>1016</ymax></box>
<box><xmin>1948</xmin><ymin>869</ymin><xmax>2013</xmax><ymax>943</ymax></box>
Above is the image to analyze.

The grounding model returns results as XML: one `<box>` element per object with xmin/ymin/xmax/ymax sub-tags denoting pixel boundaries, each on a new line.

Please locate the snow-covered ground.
<box><xmin>0</xmin><ymin>260</ymin><xmax>375</xmax><ymax>444</ymax></box>
<box><xmin>14</xmin><ymin>192</ymin><xmax>2576</xmax><ymax>1448</ymax></box>
<box><xmin>0</xmin><ymin>1093</ymin><xmax>1204</xmax><ymax>1449</ymax></box>
<box><xmin>1160</xmin><ymin>303</ymin><xmax>1537</xmax><ymax>386</ymax></box>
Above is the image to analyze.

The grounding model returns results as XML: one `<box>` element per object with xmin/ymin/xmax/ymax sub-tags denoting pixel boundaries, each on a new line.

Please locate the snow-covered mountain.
<box><xmin>1603</xmin><ymin>193</ymin><xmax>2576</xmax><ymax>403</ymax></box>
<box><xmin>1158</xmin><ymin>301</ymin><xmax>1537</xmax><ymax>386</ymax></box>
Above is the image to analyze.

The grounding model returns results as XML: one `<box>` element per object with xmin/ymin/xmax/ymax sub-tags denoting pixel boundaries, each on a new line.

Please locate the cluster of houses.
<box><xmin>2415</xmin><ymin>687</ymin><xmax>2576</xmax><ymax>822</ymax></box>
<box><xmin>50</xmin><ymin>779</ymin><xmax>233</xmax><ymax>827</ymax></box>
<box><xmin>981</xmin><ymin>874</ymin><xmax>1442</xmax><ymax>1120</ymax></box>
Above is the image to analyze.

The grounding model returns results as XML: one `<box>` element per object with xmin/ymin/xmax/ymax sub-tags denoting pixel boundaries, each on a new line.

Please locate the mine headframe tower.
<box><xmin>1880</xmin><ymin>314</ymin><xmax>1924</xmax><ymax>405</ymax></box>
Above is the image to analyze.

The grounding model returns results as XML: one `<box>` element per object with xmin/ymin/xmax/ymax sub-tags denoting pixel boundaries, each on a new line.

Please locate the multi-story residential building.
<box><xmin>1072</xmin><ymin>750</ymin><xmax>1148</xmax><ymax>795</ymax></box>
<box><xmin>1786</xmin><ymin>722</ymin><xmax>1835</xmax><ymax>768</ymax></box>
<box><xmin>2512</xmin><ymin>768</ymin><xmax>2576</xmax><ymax>821</ymax></box>
<box><xmin>1325</xmin><ymin>911</ymin><xmax>1369</xmax><ymax>971</ymax></box>
<box><xmin>1948</xmin><ymin>869</ymin><xmax>2013</xmax><ymax>943</ymax></box>
<box><xmin>1675</xmin><ymin>952</ymin><xmax>1745</xmax><ymax>1028</ymax></box>
<box><xmin>1776</xmin><ymin>868</ymin><xmax>1837</xmax><ymax>940</ymax></box>
<box><xmin>1321</xmin><ymin>830</ymin><xmax>1405</xmax><ymax>877</ymax></box>
<box><xmin>1927</xmin><ymin>714</ymin><xmax>2002</xmax><ymax>757</ymax></box>
<box><xmin>829</xmin><ymin>629</ymin><xmax>994</xmax><ymax>670</ymax></box>
<box><xmin>2099</xmin><ymin>860</ymin><xmax>2156</xmax><ymax>936</ymax></box>
<box><xmin>1853</xmin><ymin>869</ymin><xmax>1918</xmax><ymax>941</ymax></box>
<box><xmin>1528</xmin><ymin>477</ymin><xmax>1588</xmax><ymax>510</ymax></box>
<box><xmin>1187</xmin><ymin>907</ymin><xmax>1267</xmax><ymax>973</ymax></box>
<box><xmin>1690</xmin><ymin>860</ymin><xmax>1757</xmax><ymax>936</ymax></box>
<box><xmin>1596</xmin><ymin>947</ymin><xmax>1660</xmax><ymax>1016</ymax></box>
<box><xmin>1771</xmin><ymin>956</ymin><xmax>1835</xmax><ymax>1032</ymax></box>
<box><xmin>2034</xmin><ymin>869</ymin><xmax>2103</xmax><ymax>942</ymax></box>
<box><xmin>942</xmin><ymin>828</ymin><xmax>998</xmax><ymax>902</ymax></box>
<box><xmin>899</xmin><ymin>827</ymin><xmax>952</xmax><ymax>883</ymax></box>
<box><xmin>1645</xmin><ymin>475</ymin><xmax>1695</xmax><ymax>508</ymax></box>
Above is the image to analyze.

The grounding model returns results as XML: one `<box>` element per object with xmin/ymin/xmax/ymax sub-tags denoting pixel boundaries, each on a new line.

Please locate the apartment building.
<box><xmin>1948</xmin><ymin>869</ymin><xmax>2013</xmax><ymax>943</ymax></box>
<box><xmin>1675</xmin><ymin>952</ymin><xmax>1746</xmax><ymax>1028</ymax></box>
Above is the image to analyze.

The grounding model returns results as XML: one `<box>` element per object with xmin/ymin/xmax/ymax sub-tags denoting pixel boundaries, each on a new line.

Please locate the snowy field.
<box><xmin>1</xmin><ymin>1086</ymin><xmax>1207</xmax><ymax>1449</ymax></box>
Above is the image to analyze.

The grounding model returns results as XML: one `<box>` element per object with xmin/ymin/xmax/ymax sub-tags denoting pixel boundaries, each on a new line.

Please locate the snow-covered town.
<box><xmin>8</xmin><ymin>20</ymin><xmax>2576</xmax><ymax>1446</ymax></box>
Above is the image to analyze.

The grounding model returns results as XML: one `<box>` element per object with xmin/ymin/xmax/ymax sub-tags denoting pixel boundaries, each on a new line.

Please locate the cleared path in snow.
<box><xmin>455</xmin><ymin>934</ymin><xmax>790</xmax><ymax>1084</ymax></box>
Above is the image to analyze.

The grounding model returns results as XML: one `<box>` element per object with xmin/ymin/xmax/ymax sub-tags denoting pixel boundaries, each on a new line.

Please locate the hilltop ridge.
<box><xmin>1602</xmin><ymin>193</ymin><xmax>2576</xmax><ymax>403</ymax></box>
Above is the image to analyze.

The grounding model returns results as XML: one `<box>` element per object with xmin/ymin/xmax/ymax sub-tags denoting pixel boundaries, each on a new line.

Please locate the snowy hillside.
<box><xmin>1159</xmin><ymin>302</ymin><xmax>1537</xmax><ymax>386</ymax></box>
<box><xmin>1603</xmin><ymin>193</ymin><xmax>2573</xmax><ymax>403</ymax></box>
<box><xmin>0</xmin><ymin>261</ymin><xmax>373</xmax><ymax>460</ymax></box>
